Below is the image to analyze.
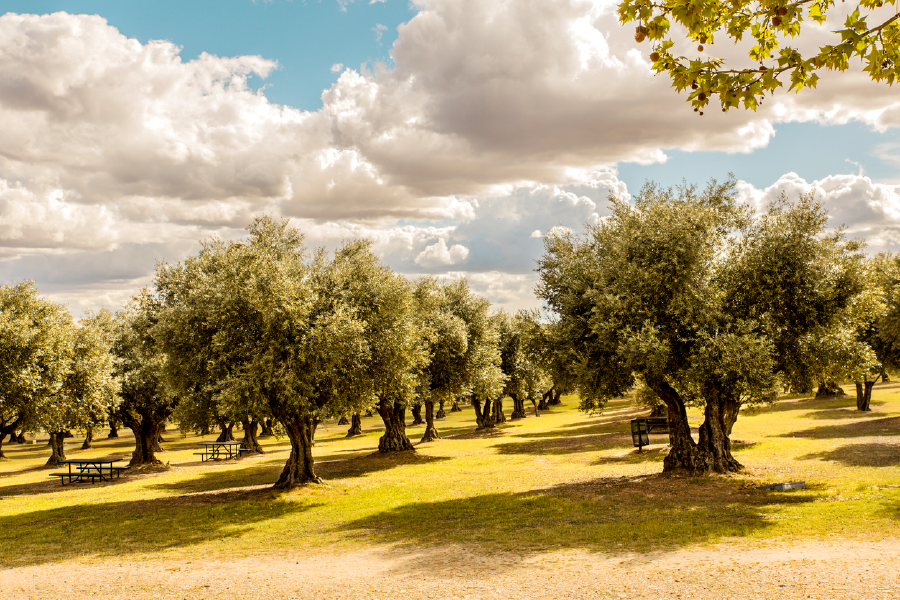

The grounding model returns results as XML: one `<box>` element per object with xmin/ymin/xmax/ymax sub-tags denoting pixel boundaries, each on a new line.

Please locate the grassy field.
<box><xmin>1</xmin><ymin>384</ymin><xmax>899</xmax><ymax>569</ymax></box>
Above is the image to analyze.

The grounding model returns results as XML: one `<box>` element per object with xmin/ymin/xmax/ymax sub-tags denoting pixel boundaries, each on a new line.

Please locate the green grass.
<box><xmin>1</xmin><ymin>385</ymin><xmax>899</xmax><ymax>568</ymax></box>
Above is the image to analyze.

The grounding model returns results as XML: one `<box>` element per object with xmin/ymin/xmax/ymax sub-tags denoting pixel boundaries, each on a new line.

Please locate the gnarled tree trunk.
<box><xmin>216</xmin><ymin>420</ymin><xmax>236</xmax><ymax>442</ymax></box>
<box><xmin>550</xmin><ymin>388</ymin><xmax>563</xmax><ymax>405</ymax></box>
<box><xmin>377</xmin><ymin>398</ymin><xmax>414</xmax><ymax>452</ymax></box>
<box><xmin>46</xmin><ymin>432</ymin><xmax>67</xmax><ymax>466</ymax></box>
<box><xmin>509</xmin><ymin>393</ymin><xmax>526</xmax><ymax>420</ymax></box>
<box><xmin>697</xmin><ymin>391</ymin><xmax>742</xmax><ymax>474</ymax></box>
<box><xmin>475</xmin><ymin>396</ymin><xmax>495</xmax><ymax>430</ymax></box>
<box><xmin>450</xmin><ymin>402</ymin><xmax>461</xmax><ymax>413</ymax></box>
<box><xmin>107</xmin><ymin>418</ymin><xmax>119</xmax><ymax>438</ymax></box>
<box><xmin>538</xmin><ymin>389</ymin><xmax>551</xmax><ymax>411</ymax></box>
<box><xmin>651</xmin><ymin>380</ymin><xmax>710</xmax><ymax>473</ymax></box>
<box><xmin>436</xmin><ymin>401</ymin><xmax>446</xmax><ymax>419</ymax></box>
<box><xmin>337</xmin><ymin>415</ymin><xmax>349</xmax><ymax>426</ymax></box>
<box><xmin>0</xmin><ymin>416</ymin><xmax>23</xmax><ymax>459</ymax></box>
<box><xmin>420</xmin><ymin>400</ymin><xmax>440</xmax><ymax>443</ymax></box>
<box><xmin>259</xmin><ymin>419</ymin><xmax>275</xmax><ymax>438</ymax></box>
<box><xmin>493</xmin><ymin>397</ymin><xmax>506</xmax><ymax>424</ymax></box>
<box><xmin>856</xmin><ymin>376</ymin><xmax>877</xmax><ymax>411</ymax></box>
<box><xmin>81</xmin><ymin>427</ymin><xmax>94</xmax><ymax>450</ymax></box>
<box><xmin>346</xmin><ymin>412</ymin><xmax>363</xmax><ymax>437</ymax></box>
<box><xmin>122</xmin><ymin>405</ymin><xmax>170</xmax><ymax>467</ymax></box>
<box><xmin>240</xmin><ymin>419</ymin><xmax>264</xmax><ymax>453</ymax></box>
<box><xmin>410</xmin><ymin>402</ymin><xmax>424</xmax><ymax>426</ymax></box>
<box><xmin>274</xmin><ymin>414</ymin><xmax>321</xmax><ymax>488</ymax></box>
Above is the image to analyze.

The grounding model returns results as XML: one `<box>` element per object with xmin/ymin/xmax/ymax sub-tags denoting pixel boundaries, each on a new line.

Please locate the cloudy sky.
<box><xmin>1</xmin><ymin>0</ymin><xmax>900</xmax><ymax>316</ymax></box>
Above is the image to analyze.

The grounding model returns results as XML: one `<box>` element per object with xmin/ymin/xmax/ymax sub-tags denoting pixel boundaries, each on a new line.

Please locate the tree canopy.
<box><xmin>620</xmin><ymin>0</ymin><xmax>900</xmax><ymax>112</ymax></box>
<box><xmin>537</xmin><ymin>179</ymin><xmax>861</xmax><ymax>474</ymax></box>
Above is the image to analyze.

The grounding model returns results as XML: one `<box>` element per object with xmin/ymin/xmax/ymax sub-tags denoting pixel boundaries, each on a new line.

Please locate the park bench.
<box><xmin>630</xmin><ymin>416</ymin><xmax>669</xmax><ymax>451</ymax></box>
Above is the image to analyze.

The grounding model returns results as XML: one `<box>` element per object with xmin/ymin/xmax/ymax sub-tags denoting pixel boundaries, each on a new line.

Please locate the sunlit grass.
<box><xmin>1</xmin><ymin>384</ymin><xmax>899</xmax><ymax>567</ymax></box>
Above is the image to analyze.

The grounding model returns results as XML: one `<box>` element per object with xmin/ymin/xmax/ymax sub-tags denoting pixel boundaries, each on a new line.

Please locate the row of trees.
<box><xmin>7</xmin><ymin>185</ymin><xmax>900</xmax><ymax>481</ymax></box>
<box><xmin>0</xmin><ymin>217</ymin><xmax>571</xmax><ymax>486</ymax></box>
<box><xmin>537</xmin><ymin>178</ymin><xmax>900</xmax><ymax>474</ymax></box>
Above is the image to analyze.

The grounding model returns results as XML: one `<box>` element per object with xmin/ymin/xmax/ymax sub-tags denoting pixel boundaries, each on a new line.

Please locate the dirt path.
<box><xmin>3</xmin><ymin>540</ymin><xmax>898</xmax><ymax>599</ymax></box>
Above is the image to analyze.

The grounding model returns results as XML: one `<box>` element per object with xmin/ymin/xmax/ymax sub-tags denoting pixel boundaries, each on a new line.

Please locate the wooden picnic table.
<box><xmin>50</xmin><ymin>457</ymin><xmax>129</xmax><ymax>485</ymax></box>
<box><xmin>195</xmin><ymin>441</ymin><xmax>246</xmax><ymax>461</ymax></box>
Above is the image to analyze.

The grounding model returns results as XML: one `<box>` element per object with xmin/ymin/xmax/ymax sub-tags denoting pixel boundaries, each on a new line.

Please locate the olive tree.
<box><xmin>113</xmin><ymin>292</ymin><xmax>174</xmax><ymax>468</ymax></box>
<box><xmin>539</xmin><ymin>179</ymin><xmax>797</xmax><ymax>474</ymax></box>
<box><xmin>0</xmin><ymin>282</ymin><xmax>72</xmax><ymax>459</ymax></box>
<box><xmin>620</xmin><ymin>0</ymin><xmax>900</xmax><ymax>113</ymax></box>
<box><xmin>41</xmin><ymin>310</ymin><xmax>119</xmax><ymax>465</ymax></box>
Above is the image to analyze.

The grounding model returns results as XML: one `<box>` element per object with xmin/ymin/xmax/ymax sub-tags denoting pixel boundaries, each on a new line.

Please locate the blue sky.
<box><xmin>1</xmin><ymin>0</ymin><xmax>900</xmax><ymax>313</ymax></box>
<box><xmin>3</xmin><ymin>0</ymin><xmax>417</xmax><ymax>109</ymax></box>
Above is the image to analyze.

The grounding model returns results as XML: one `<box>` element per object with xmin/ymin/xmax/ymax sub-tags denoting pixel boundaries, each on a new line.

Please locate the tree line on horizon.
<box><xmin>3</xmin><ymin>178</ymin><xmax>900</xmax><ymax>485</ymax></box>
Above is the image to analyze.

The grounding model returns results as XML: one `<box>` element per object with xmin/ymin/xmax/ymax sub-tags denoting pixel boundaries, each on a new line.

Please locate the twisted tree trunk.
<box><xmin>46</xmin><ymin>432</ymin><xmax>67</xmax><ymax>466</ymax></box>
<box><xmin>377</xmin><ymin>398</ymin><xmax>414</xmax><ymax>452</ymax></box>
<box><xmin>450</xmin><ymin>402</ymin><xmax>461</xmax><ymax>413</ymax></box>
<box><xmin>0</xmin><ymin>416</ymin><xmax>23</xmax><ymax>459</ymax></box>
<box><xmin>697</xmin><ymin>391</ymin><xmax>742</xmax><ymax>474</ymax></box>
<box><xmin>538</xmin><ymin>389</ymin><xmax>551</xmax><ymax>411</ymax></box>
<box><xmin>856</xmin><ymin>375</ymin><xmax>877</xmax><ymax>411</ymax></box>
<box><xmin>337</xmin><ymin>415</ymin><xmax>349</xmax><ymax>426</ymax></box>
<box><xmin>509</xmin><ymin>393</ymin><xmax>526</xmax><ymax>420</ymax></box>
<box><xmin>81</xmin><ymin>427</ymin><xmax>94</xmax><ymax>450</ymax></box>
<box><xmin>550</xmin><ymin>388</ymin><xmax>563</xmax><ymax>405</ymax></box>
<box><xmin>476</xmin><ymin>397</ymin><xmax>495</xmax><ymax>430</ymax></box>
<box><xmin>274</xmin><ymin>414</ymin><xmax>321</xmax><ymax>488</ymax></box>
<box><xmin>410</xmin><ymin>402</ymin><xmax>424</xmax><ymax>426</ymax></box>
<box><xmin>650</xmin><ymin>379</ymin><xmax>710</xmax><ymax>474</ymax></box>
<box><xmin>436</xmin><ymin>401</ymin><xmax>446</xmax><ymax>419</ymax></box>
<box><xmin>107</xmin><ymin>418</ymin><xmax>119</xmax><ymax>438</ymax></box>
<box><xmin>346</xmin><ymin>412</ymin><xmax>363</xmax><ymax>437</ymax></box>
<box><xmin>492</xmin><ymin>397</ymin><xmax>506</xmax><ymax>424</ymax></box>
<box><xmin>240</xmin><ymin>419</ymin><xmax>264</xmax><ymax>453</ymax></box>
<box><xmin>420</xmin><ymin>400</ymin><xmax>440</xmax><ymax>443</ymax></box>
<box><xmin>216</xmin><ymin>421</ymin><xmax>236</xmax><ymax>442</ymax></box>
<box><xmin>258</xmin><ymin>419</ymin><xmax>275</xmax><ymax>438</ymax></box>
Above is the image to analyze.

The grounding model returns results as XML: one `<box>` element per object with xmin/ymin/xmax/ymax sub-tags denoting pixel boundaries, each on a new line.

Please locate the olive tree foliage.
<box><xmin>621</xmin><ymin>0</ymin><xmax>900</xmax><ymax>113</ymax></box>
<box><xmin>41</xmin><ymin>309</ymin><xmax>120</xmax><ymax>465</ymax></box>
<box><xmin>862</xmin><ymin>252</ymin><xmax>900</xmax><ymax>405</ymax></box>
<box><xmin>495</xmin><ymin>310</ymin><xmax>549</xmax><ymax>420</ymax></box>
<box><xmin>316</xmin><ymin>240</ymin><xmax>426</xmax><ymax>454</ymax></box>
<box><xmin>412</xmin><ymin>278</ymin><xmax>469</xmax><ymax>441</ymax></box>
<box><xmin>157</xmin><ymin>216</ymin><xmax>422</xmax><ymax>484</ymax></box>
<box><xmin>113</xmin><ymin>292</ymin><xmax>174</xmax><ymax>468</ymax></box>
<box><xmin>717</xmin><ymin>191</ymin><xmax>868</xmax><ymax>396</ymax></box>
<box><xmin>156</xmin><ymin>239</ymin><xmax>273</xmax><ymax>454</ymax></box>
<box><xmin>0</xmin><ymin>282</ymin><xmax>73</xmax><ymax>459</ymax></box>
<box><xmin>538</xmin><ymin>179</ymin><xmax>784</xmax><ymax>474</ymax></box>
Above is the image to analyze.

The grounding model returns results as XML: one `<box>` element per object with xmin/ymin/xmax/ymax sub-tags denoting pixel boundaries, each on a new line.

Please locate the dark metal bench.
<box><xmin>630</xmin><ymin>416</ymin><xmax>669</xmax><ymax>451</ymax></box>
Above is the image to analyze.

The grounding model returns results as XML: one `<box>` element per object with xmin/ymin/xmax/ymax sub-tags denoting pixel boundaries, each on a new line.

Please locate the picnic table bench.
<box><xmin>49</xmin><ymin>457</ymin><xmax>129</xmax><ymax>485</ymax></box>
<box><xmin>195</xmin><ymin>441</ymin><xmax>247</xmax><ymax>461</ymax></box>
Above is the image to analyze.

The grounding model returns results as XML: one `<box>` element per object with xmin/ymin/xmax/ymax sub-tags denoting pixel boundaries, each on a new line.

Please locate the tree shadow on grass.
<box><xmin>875</xmin><ymin>493</ymin><xmax>900</xmax><ymax>521</ymax></box>
<box><xmin>0</xmin><ymin>486</ymin><xmax>319</xmax><ymax>568</ymax></box>
<box><xmin>509</xmin><ymin>421</ymin><xmax>630</xmax><ymax>440</ymax></box>
<box><xmin>493</xmin><ymin>432</ymin><xmax>636</xmax><ymax>456</ymax></box>
<box><xmin>786</xmin><ymin>416</ymin><xmax>900</xmax><ymax>440</ymax></box>
<box><xmin>335</xmin><ymin>475</ymin><xmax>816</xmax><ymax>569</ymax></box>
<box><xmin>798</xmin><ymin>442</ymin><xmax>900</xmax><ymax>467</ymax></box>
<box><xmin>317</xmin><ymin>450</ymin><xmax>451</xmax><ymax>480</ymax></box>
<box><xmin>802</xmin><ymin>404</ymin><xmax>890</xmax><ymax>421</ymax></box>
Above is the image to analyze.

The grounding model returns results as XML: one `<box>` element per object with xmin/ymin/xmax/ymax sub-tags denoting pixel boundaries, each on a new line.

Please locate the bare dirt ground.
<box><xmin>3</xmin><ymin>540</ymin><xmax>899</xmax><ymax>600</ymax></box>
